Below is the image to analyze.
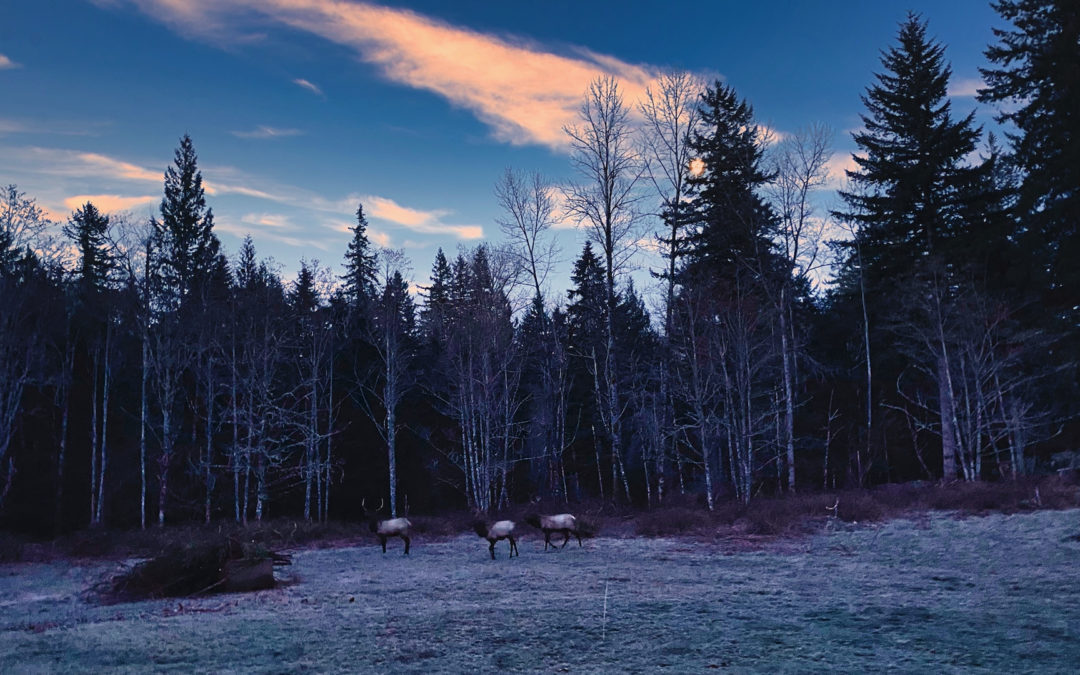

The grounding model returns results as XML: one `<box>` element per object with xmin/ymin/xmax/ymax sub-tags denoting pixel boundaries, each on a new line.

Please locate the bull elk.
<box><xmin>472</xmin><ymin>520</ymin><xmax>519</xmax><ymax>560</ymax></box>
<box><xmin>524</xmin><ymin>513</ymin><xmax>584</xmax><ymax>550</ymax></box>
<box><xmin>361</xmin><ymin>498</ymin><xmax>412</xmax><ymax>555</ymax></box>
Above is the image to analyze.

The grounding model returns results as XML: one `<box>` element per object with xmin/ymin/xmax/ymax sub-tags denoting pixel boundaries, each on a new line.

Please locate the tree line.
<box><xmin>1</xmin><ymin>4</ymin><xmax>1076</xmax><ymax>533</ymax></box>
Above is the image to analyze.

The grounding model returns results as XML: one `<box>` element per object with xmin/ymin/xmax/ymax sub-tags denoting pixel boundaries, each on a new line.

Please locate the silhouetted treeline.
<box><xmin>1</xmin><ymin>5</ymin><xmax>1076</xmax><ymax>533</ymax></box>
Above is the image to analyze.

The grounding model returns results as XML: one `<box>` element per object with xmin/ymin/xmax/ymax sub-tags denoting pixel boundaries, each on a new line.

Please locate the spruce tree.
<box><xmin>341</xmin><ymin>204</ymin><xmax>379</xmax><ymax>310</ymax></box>
<box><xmin>684</xmin><ymin>81</ymin><xmax>777</xmax><ymax>282</ymax></box>
<box><xmin>979</xmin><ymin>0</ymin><xmax>1080</xmax><ymax>316</ymax></box>
<box><xmin>151</xmin><ymin>134</ymin><xmax>220</xmax><ymax>308</ymax></box>
<box><xmin>835</xmin><ymin>14</ymin><xmax>982</xmax><ymax>287</ymax></box>
<box><xmin>834</xmin><ymin>14</ymin><xmax>986</xmax><ymax>480</ymax></box>
<box><xmin>566</xmin><ymin>241</ymin><xmax>607</xmax><ymax>355</ymax></box>
<box><xmin>419</xmin><ymin>247</ymin><xmax>452</xmax><ymax>344</ymax></box>
<box><xmin>63</xmin><ymin>201</ymin><xmax>114</xmax><ymax>295</ymax></box>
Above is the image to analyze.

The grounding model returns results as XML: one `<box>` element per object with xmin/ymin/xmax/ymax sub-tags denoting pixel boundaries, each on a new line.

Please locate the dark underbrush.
<box><xmin>2</xmin><ymin>474</ymin><xmax>1077</xmax><ymax>562</ymax></box>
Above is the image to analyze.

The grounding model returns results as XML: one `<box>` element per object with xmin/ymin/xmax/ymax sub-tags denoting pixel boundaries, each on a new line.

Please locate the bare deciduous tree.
<box><xmin>639</xmin><ymin>70</ymin><xmax>704</xmax><ymax>504</ymax></box>
<box><xmin>766</xmin><ymin>123</ymin><xmax>833</xmax><ymax>491</ymax></box>
<box><xmin>563</xmin><ymin>75</ymin><xmax>645</xmax><ymax>502</ymax></box>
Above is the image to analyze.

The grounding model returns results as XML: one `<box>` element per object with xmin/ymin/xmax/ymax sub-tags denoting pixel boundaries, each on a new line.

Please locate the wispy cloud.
<box><xmin>0</xmin><ymin>119</ymin><xmax>26</xmax><ymax>135</ymax></box>
<box><xmin>363</xmin><ymin>195</ymin><xmax>483</xmax><ymax>239</ymax></box>
<box><xmin>10</xmin><ymin>144</ymin><xmax>485</xmax><ymax>241</ymax></box>
<box><xmin>231</xmin><ymin>125</ymin><xmax>305</xmax><ymax>139</ymax></box>
<box><xmin>63</xmin><ymin>194</ymin><xmax>156</xmax><ymax>213</ymax></box>
<box><xmin>216</xmin><ymin>219</ymin><xmax>333</xmax><ymax>250</ymax></box>
<box><xmin>241</xmin><ymin>212</ymin><xmax>294</xmax><ymax>228</ymax></box>
<box><xmin>11</xmin><ymin>147</ymin><xmax>163</xmax><ymax>184</ymax></box>
<box><xmin>948</xmin><ymin>77</ymin><xmax>984</xmax><ymax>98</ymax></box>
<box><xmin>119</xmin><ymin>0</ymin><xmax>671</xmax><ymax>150</ymax></box>
<box><xmin>292</xmin><ymin>77</ymin><xmax>324</xmax><ymax>97</ymax></box>
<box><xmin>0</xmin><ymin>53</ymin><xmax>19</xmax><ymax>70</ymax></box>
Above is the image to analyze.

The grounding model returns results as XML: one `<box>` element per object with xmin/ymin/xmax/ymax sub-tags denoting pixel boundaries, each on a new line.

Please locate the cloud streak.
<box><xmin>292</xmin><ymin>77</ymin><xmax>324</xmax><ymax>96</ymax></box>
<box><xmin>121</xmin><ymin>0</ymin><xmax>667</xmax><ymax>150</ymax></box>
<box><xmin>364</xmin><ymin>195</ymin><xmax>483</xmax><ymax>239</ymax></box>
<box><xmin>948</xmin><ymin>77</ymin><xmax>984</xmax><ymax>98</ymax></box>
<box><xmin>10</xmin><ymin>144</ymin><xmax>485</xmax><ymax>241</ymax></box>
<box><xmin>232</xmin><ymin>125</ymin><xmax>305</xmax><ymax>139</ymax></box>
<box><xmin>63</xmin><ymin>194</ymin><xmax>156</xmax><ymax>213</ymax></box>
<box><xmin>0</xmin><ymin>54</ymin><xmax>19</xmax><ymax>70</ymax></box>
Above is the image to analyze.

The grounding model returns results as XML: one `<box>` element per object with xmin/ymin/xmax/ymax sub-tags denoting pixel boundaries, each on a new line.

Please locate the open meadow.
<box><xmin>2</xmin><ymin>508</ymin><xmax>1079</xmax><ymax>672</ymax></box>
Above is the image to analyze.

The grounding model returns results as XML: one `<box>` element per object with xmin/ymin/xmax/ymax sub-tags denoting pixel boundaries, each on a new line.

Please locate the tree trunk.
<box><xmin>779</xmin><ymin>286</ymin><xmax>796</xmax><ymax>492</ymax></box>
<box><xmin>96</xmin><ymin>329</ymin><xmax>111</xmax><ymax>526</ymax></box>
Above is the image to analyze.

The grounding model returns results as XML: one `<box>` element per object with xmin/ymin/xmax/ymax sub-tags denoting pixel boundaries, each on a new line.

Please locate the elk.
<box><xmin>524</xmin><ymin>513</ymin><xmax>584</xmax><ymax>550</ymax></box>
<box><xmin>472</xmin><ymin>520</ymin><xmax>519</xmax><ymax>560</ymax></box>
<box><xmin>361</xmin><ymin>498</ymin><xmax>412</xmax><ymax>555</ymax></box>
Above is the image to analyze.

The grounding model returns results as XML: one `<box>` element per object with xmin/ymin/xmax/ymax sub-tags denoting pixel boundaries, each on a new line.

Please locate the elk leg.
<box><xmin>576</xmin><ymin>532</ymin><xmax>583</xmax><ymax>547</ymax></box>
<box><xmin>561</xmin><ymin>530</ymin><xmax>570</xmax><ymax>548</ymax></box>
<box><xmin>510</xmin><ymin>537</ymin><xmax>518</xmax><ymax>557</ymax></box>
<box><xmin>543</xmin><ymin>531</ymin><xmax>552</xmax><ymax>551</ymax></box>
<box><xmin>379</xmin><ymin>535</ymin><xmax>387</xmax><ymax>553</ymax></box>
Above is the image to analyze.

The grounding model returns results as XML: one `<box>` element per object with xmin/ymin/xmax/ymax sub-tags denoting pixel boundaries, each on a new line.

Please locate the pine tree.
<box><xmin>341</xmin><ymin>204</ymin><xmax>379</xmax><ymax>310</ymax></box>
<box><xmin>566</xmin><ymin>241</ymin><xmax>607</xmax><ymax>355</ymax></box>
<box><xmin>63</xmin><ymin>202</ymin><xmax>114</xmax><ymax>295</ymax></box>
<box><xmin>419</xmin><ymin>247</ymin><xmax>452</xmax><ymax>345</ymax></box>
<box><xmin>834</xmin><ymin>14</ymin><xmax>986</xmax><ymax>480</ymax></box>
<box><xmin>684</xmin><ymin>81</ymin><xmax>777</xmax><ymax>282</ymax></box>
<box><xmin>835</xmin><ymin>14</ymin><xmax>982</xmax><ymax>288</ymax></box>
<box><xmin>979</xmin><ymin>0</ymin><xmax>1080</xmax><ymax>312</ymax></box>
<box><xmin>151</xmin><ymin>134</ymin><xmax>220</xmax><ymax>308</ymax></box>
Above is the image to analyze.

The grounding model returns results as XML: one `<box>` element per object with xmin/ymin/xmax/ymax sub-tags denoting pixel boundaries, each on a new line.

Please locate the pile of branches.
<box><xmin>105</xmin><ymin>537</ymin><xmax>291</xmax><ymax>601</ymax></box>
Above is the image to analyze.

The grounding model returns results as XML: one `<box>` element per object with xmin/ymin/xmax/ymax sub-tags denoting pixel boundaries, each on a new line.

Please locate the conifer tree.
<box><xmin>834</xmin><ymin>14</ymin><xmax>985</xmax><ymax>480</ymax></box>
<box><xmin>341</xmin><ymin>204</ymin><xmax>379</xmax><ymax>311</ymax></box>
<box><xmin>684</xmin><ymin>81</ymin><xmax>777</xmax><ymax>282</ymax></box>
<box><xmin>63</xmin><ymin>202</ymin><xmax>114</xmax><ymax>295</ymax></box>
<box><xmin>151</xmin><ymin>135</ymin><xmax>220</xmax><ymax>308</ymax></box>
<box><xmin>979</xmin><ymin>0</ymin><xmax>1080</xmax><ymax>313</ymax></box>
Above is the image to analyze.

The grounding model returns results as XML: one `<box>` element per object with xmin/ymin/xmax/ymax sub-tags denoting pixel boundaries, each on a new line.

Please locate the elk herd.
<box><xmin>361</xmin><ymin>499</ymin><xmax>588</xmax><ymax>559</ymax></box>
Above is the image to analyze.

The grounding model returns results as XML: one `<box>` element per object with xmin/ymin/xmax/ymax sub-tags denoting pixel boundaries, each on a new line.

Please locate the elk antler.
<box><xmin>377</xmin><ymin>498</ymin><xmax>385</xmax><ymax>513</ymax></box>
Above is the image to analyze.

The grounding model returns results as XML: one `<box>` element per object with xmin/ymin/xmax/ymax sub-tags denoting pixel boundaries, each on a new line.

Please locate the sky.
<box><xmin>0</xmin><ymin>0</ymin><xmax>1006</xmax><ymax>308</ymax></box>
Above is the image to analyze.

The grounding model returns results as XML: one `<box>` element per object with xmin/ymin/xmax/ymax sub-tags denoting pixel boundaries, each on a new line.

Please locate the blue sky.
<box><xmin>1</xmin><ymin>0</ymin><xmax>1004</xmax><ymax>305</ymax></box>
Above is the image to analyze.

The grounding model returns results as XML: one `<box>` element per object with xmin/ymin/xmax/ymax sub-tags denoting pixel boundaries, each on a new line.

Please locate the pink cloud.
<box><xmin>62</xmin><ymin>194</ymin><xmax>156</xmax><ymax>213</ymax></box>
<box><xmin>123</xmin><ymin>0</ymin><xmax>666</xmax><ymax>150</ymax></box>
<box><xmin>824</xmin><ymin>152</ymin><xmax>861</xmax><ymax>189</ymax></box>
<box><xmin>364</xmin><ymin>195</ymin><xmax>482</xmax><ymax>239</ymax></box>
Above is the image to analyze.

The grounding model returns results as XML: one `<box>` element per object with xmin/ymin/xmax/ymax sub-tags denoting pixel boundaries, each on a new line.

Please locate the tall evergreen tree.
<box><xmin>63</xmin><ymin>202</ymin><xmax>114</xmax><ymax>295</ymax></box>
<box><xmin>151</xmin><ymin>134</ymin><xmax>220</xmax><ymax>308</ymax></box>
<box><xmin>419</xmin><ymin>247</ymin><xmax>452</xmax><ymax>346</ymax></box>
<box><xmin>835</xmin><ymin>15</ymin><xmax>983</xmax><ymax>286</ymax></box>
<box><xmin>684</xmin><ymin>81</ymin><xmax>777</xmax><ymax>282</ymax></box>
<box><xmin>834</xmin><ymin>14</ymin><xmax>986</xmax><ymax>480</ymax></box>
<box><xmin>979</xmin><ymin>0</ymin><xmax>1080</xmax><ymax>313</ymax></box>
<box><xmin>341</xmin><ymin>204</ymin><xmax>379</xmax><ymax>311</ymax></box>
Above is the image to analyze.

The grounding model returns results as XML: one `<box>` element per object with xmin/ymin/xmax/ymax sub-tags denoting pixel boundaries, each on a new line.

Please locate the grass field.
<box><xmin>2</xmin><ymin>509</ymin><xmax>1079</xmax><ymax>672</ymax></box>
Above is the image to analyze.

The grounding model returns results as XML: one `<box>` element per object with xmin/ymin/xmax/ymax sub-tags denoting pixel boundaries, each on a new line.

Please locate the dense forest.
<box><xmin>1</xmin><ymin>4</ymin><xmax>1076</xmax><ymax>533</ymax></box>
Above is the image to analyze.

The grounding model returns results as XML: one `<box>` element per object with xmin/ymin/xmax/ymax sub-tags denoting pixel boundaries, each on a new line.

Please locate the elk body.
<box><xmin>524</xmin><ymin>513</ymin><xmax>583</xmax><ymax>550</ymax></box>
<box><xmin>472</xmin><ymin>520</ymin><xmax>519</xmax><ymax>560</ymax></box>
<box><xmin>361</xmin><ymin>499</ymin><xmax>412</xmax><ymax>555</ymax></box>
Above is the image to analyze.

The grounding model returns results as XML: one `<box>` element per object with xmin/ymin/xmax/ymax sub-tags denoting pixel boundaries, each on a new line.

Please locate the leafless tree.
<box><xmin>495</xmin><ymin>168</ymin><xmax>559</xmax><ymax>301</ymax></box>
<box><xmin>355</xmin><ymin>250</ymin><xmax>414</xmax><ymax>518</ymax></box>
<box><xmin>563</xmin><ymin>75</ymin><xmax>645</xmax><ymax>502</ymax></box>
<box><xmin>639</xmin><ymin>70</ymin><xmax>704</xmax><ymax>504</ymax></box>
<box><xmin>766</xmin><ymin>123</ymin><xmax>833</xmax><ymax>491</ymax></box>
